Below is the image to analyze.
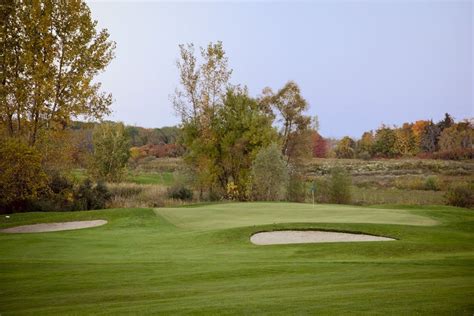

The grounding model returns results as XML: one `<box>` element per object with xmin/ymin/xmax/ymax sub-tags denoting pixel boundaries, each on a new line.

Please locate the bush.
<box><xmin>431</xmin><ymin>148</ymin><xmax>474</xmax><ymax>160</ymax></box>
<box><xmin>329</xmin><ymin>167</ymin><xmax>352</xmax><ymax>204</ymax></box>
<box><xmin>89</xmin><ymin>122</ymin><xmax>130</xmax><ymax>182</ymax></box>
<box><xmin>73</xmin><ymin>179</ymin><xmax>111</xmax><ymax>210</ymax></box>
<box><xmin>445</xmin><ymin>183</ymin><xmax>474</xmax><ymax>208</ymax></box>
<box><xmin>424</xmin><ymin>176</ymin><xmax>440</xmax><ymax>191</ymax></box>
<box><xmin>167</xmin><ymin>185</ymin><xmax>193</xmax><ymax>201</ymax></box>
<box><xmin>251</xmin><ymin>144</ymin><xmax>289</xmax><ymax>201</ymax></box>
<box><xmin>28</xmin><ymin>172</ymin><xmax>76</xmax><ymax>212</ymax></box>
<box><xmin>0</xmin><ymin>139</ymin><xmax>49</xmax><ymax>213</ymax></box>
<box><xmin>312</xmin><ymin>178</ymin><xmax>331</xmax><ymax>204</ymax></box>
<box><xmin>287</xmin><ymin>173</ymin><xmax>307</xmax><ymax>202</ymax></box>
<box><xmin>357</xmin><ymin>151</ymin><xmax>372</xmax><ymax>161</ymax></box>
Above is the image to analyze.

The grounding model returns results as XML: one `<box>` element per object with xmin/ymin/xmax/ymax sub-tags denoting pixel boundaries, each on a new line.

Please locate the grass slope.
<box><xmin>0</xmin><ymin>203</ymin><xmax>473</xmax><ymax>315</ymax></box>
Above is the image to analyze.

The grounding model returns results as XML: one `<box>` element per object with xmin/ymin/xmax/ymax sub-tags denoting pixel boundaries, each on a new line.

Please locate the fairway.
<box><xmin>1</xmin><ymin>203</ymin><xmax>473</xmax><ymax>314</ymax></box>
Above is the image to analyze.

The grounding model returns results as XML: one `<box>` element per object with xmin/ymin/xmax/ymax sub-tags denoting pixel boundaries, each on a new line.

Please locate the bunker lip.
<box><xmin>250</xmin><ymin>230</ymin><xmax>395</xmax><ymax>245</ymax></box>
<box><xmin>0</xmin><ymin>220</ymin><xmax>107</xmax><ymax>234</ymax></box>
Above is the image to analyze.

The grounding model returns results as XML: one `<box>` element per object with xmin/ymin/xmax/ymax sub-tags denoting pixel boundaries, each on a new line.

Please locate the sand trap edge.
<box><xmin>250</xmin><ymin>230</ymin><xmax>395</xmax><ymax>245</ymax></box>
<box><xmin>0</xmin><ymin>220</ymin><xmax>108</xmax><ymax>234</ymax></box>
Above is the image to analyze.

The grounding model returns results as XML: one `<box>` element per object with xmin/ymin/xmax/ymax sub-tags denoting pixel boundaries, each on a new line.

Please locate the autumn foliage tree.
<box><xmin>394</xmin><ymin>123</ymin><xmax>417</xmax><ymax>156</ymax></box>
<box><xmin>0</xmin><ymin>139</ymin><xmax>49</xmax><ymax>212</ymax></box>
<box><xmin>89</xmin><ymin>123</ymin><xmax>131</xmax><ymax>182</ymax></box>
<box><xmin>335</xmin><ymin>136</ymin><xmax>356</xmax><ymax>159</ymax></box>
<box><xmin>356</xmin><ymin>131</ymin><xmax>374</xmax><ymax>158</ymax></box>
<box><xmin>260</xmin><ymin>81</ymin><xmax>312</xmax><ymax>164</ymax></box>
<box><xmin>438</xmin><ymin>121</ymin><xmax>473</xmax><ymax>152</ymax></box>
<box><xmin>0</xmin><ymin>0</ymin><xmax>115</xmax><ymax>145</ymax></box>
<box><xmin>312</xmin><ymin>131</ymin><xmax>328</xmax><ymax>158</ymax></box>
<box><xmin>372</xmin><ymin>125</ymin><xmax>397</xmax><ymax>157</ymax></box>
<box><xmin>172</xmin><ymin>41</ymin><xmax>233</xmax><ymax>197</ymax></box>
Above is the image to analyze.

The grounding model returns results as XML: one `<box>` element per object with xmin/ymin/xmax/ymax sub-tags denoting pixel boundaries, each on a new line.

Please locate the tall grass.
<box><xmin>106</xmin><ymin>183</ymin><xmax>187</xmax><ymax>208</ymax></box>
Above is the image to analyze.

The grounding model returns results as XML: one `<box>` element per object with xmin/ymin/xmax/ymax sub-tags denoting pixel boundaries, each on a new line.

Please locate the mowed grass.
<box><xmin>0</xmin><ymin>203</ymin><xmax>473</xmax><ymax>314</ymax></box>
<box><xmin>156</xmin><ymin>202</ymin><xmax>438</xmax><ymax>229</ymax></box>
<box><xmin>72</xmin><ymin>169</ymin><xmax>174</xmax><ymax>186</ymax></box>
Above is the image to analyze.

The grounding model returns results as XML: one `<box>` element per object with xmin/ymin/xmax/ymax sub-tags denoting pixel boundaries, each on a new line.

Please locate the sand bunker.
<box><xmin>250</xmin><ymin>230</ymin><xmax>395</xmax><ymax>245</ymax></box>
<box><xmin>0</xmin><ymin>220</ymin><xmax>107</xmax><ymax>234</ymax></box>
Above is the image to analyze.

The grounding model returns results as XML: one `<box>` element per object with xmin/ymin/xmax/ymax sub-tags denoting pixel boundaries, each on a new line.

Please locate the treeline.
<box><xmin>69</xmin><ymin>122</ymin><xmax>184</xmax><ymax>166</ymax></box>
<box><xmin>313</xmin><ymin>113</ymin><xmax>473</xmax><ymax>160</ymax></box>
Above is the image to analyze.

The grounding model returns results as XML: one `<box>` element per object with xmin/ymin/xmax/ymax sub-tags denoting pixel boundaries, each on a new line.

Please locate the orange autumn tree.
<box><xmin>412</xmin><ymin>120</ymin><xmax>430</xmax><ymax>151</ymax></box>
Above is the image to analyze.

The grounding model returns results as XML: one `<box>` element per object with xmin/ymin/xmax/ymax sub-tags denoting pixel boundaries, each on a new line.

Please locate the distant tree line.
<box><xmin>313</xmin><ymin>113</ymin><xmax>473</xmax><ymax>160</ymax></box>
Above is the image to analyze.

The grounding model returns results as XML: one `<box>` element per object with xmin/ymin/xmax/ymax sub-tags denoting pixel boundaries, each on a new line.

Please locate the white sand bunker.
<box><xmin>250</xmin><ymin>230</ymin><xmax>395</xmax><ymax>245</ymax></box>
<box><xmin>0</xmin><ymin>220</ymin><xmax>107</xmax><ymax>234</ymax></box>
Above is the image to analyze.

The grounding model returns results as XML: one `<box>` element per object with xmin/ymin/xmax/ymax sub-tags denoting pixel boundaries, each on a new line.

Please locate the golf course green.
<box><xmin>1</xmin><ymin>202</ymin><xmax>473</xmax><ymax>314</ymax></box>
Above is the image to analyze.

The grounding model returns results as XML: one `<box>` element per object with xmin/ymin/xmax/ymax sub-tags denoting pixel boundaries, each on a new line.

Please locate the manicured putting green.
<box><xmin>156</xmin><ymin>202</ymin><xmax>438</xmax><ymax>229</ymax></box>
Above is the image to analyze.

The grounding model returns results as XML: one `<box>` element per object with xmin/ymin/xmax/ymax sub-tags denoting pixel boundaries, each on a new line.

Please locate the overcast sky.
<box><xmin>87</xmin><ymin>0</ymin><xmax>473</xmax><ymax>138</ymax></box>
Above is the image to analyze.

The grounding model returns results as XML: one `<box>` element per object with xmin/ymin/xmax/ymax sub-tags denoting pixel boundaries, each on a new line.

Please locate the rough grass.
<box><xmin>106</xmin><ymin>182</ymin><xmax>185</xmax><ymax>208</ymax></box>
<box><xmin>351</xmin><ymin>186</ymin><xmax>445</xmax><ymax>205</ymax></box>
<box><xmin>1</xmin><ymin>203</ymin><xmax>473</xmax><ymax>314</ymax></box>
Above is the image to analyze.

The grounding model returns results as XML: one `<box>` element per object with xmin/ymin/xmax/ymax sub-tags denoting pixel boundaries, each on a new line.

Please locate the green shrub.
<box><xmin>329</xmin><ymin>167</ymin><xmax>352</xmax><ymax>204</ymax></box>
<box><xmin>89</xmin><ymin>122</ymin><xmax>130</xmax><ymax>182</ymax></box>
<box><xmin>167</xmin><ymin>185</ymin><xmax>193</xmax><ymax>201</ymax></box>
<box><xmin>74</xmin><ymin>179</ymin><xmax>111</xmax><ymax>210</ymax></box>
<box><xmin>251</xmin><ymin>144</ymin><xmax>289</xmax><ymax>201</ymax></box>
<box><xmin>445</xmin><ymin>183</ymin><xmax>474</xmax><ymax>208</ymax></box>
<box><xmin>287</xmin><ymin>173</ymin><xmax>307</xmax><ymax>202</ymax></box>
<box><xmin>424</xmin><ymin>176</ymin><xmax>440</xmax><ymax>191</ymax></box>
<box><xmin>357</xmin><ymin>151</ymin><xmax>372</xmax><ymax>161</ymax></box>
<box><xmin>312</xmin><ymin>178</ymin><xmax>331</xmax><ymax>204</ymax></box>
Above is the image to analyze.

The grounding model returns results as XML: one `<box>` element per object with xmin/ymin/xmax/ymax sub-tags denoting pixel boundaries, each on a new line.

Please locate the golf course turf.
<box><xmin>0</xmin><ymin>202</ymin><xmax>473</xmax><ymax>314</ymax></box>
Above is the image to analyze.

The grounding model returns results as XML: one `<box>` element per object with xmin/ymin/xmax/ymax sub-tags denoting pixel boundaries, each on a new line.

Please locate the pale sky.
<box><xmin>87</xmin><ymin>0</ymin><xmax>473</xmax><ymax>138</ymax></box>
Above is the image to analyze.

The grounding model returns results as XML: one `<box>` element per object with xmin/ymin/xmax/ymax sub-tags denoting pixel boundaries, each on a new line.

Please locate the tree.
<box><xmin>420</xmin><ymin>121</ymin><xmax>441</xmax><ymax>152</ymax></box>
<box><xmin>394</xmin><ymin>123</ymin><xmax>417</xmax><ymax>156</ymax></box>
<box><xmin>335</xmin><ymin>136</ymin><xmax>356</xmax><ymax>159</ymax></box>
<box><xmin>312</xmin><ymin>131</ymin><xmax>328</xmax><ymax>158</ymax></box>
<box><xmin>211</xmin><ymin>88</ymin><xmax>277</xmax><ymax>199</ymax></box>
<box><xmin>438</xmin><ymin>122</ymin><xmax>474</xmax><ymax>152</ymax></box>
<box><xmin>0</xmin><ymin>139</ymin><xmax>49</xmax><ymax>212</ymax></box>
<box><xmin>251</xmin><ymin>144</ymin><xmax>289</xmax><ymax>201</ymax></box>
<box><xmin>0</xmin><ymin>1</ymin><xmax>115</xmax><ymax>145</ymax></box>
<box><xmin>356</xmin><ymin>131</ymin><xmax>374</xmax><ymax>158</ymax></box>
<box><xmin>260</xmin><ymin>81</ymin><xmax>312</xmax><ymax>164</ymax></box>
<box><xmin>329</xmin><ymin>167</ymin><xmax>352</xmax><ymax>204</ymax></box>
<box><xmin>437</xmin><ymin>113</ymin><xmax>454</xmax><ymax>132</ymax></box>
<box><xmin>172</xmin><ymin>41</ymin><xmax>231</xmax><ymax>126</ymax></box>
<box><xmin>372</xmin><ymin>125</ymin><xmax>397</xmax><ymax>157</ymax></box>
<box><xmin>412</xmin><ymin>120</ymin><xmax>430</xmax><ymax>150</ymax></box>
<box><xmin>89</xmin><ymin>122</ymin><xmax>130</xmax><ymax>182</ymax></box>
<box><xmin>173</xmin><ymin>41</ymin><xmax>232</xmax><ymax>197</ymax></box>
